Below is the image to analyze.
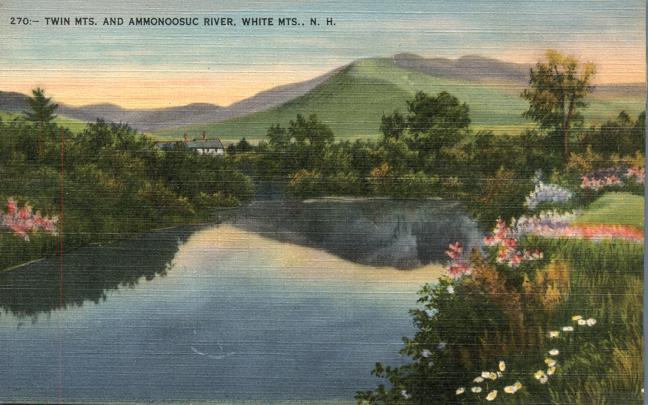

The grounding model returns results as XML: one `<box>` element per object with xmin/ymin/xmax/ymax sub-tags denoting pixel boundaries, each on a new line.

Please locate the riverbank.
<box><xmin>357</xmin><ymin>191</ymin><xmax>645</xmax><ymax>403</ymax></box>
<box><xmin>0</xmin><ymin>205</ymin><xmax>241</xmax><ymax>271</ymax></box>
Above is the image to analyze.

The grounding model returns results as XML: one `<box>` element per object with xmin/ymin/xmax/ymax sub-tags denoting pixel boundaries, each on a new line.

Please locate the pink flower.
<box><xmin>17</xmin><ymin>205</ymin><xmax>32</xmax><ymax>220</ymax></box>
<box><xmin>508</xmin><ymin>253</ymin><xmax>523</xmax><ymax>268</ymax></box>
<box><xmin>6</xmin><ymin>198</ymin><xmax>17</xmax><ymax>215</ymax></box>
<box><xmin>1</xmin><ymin>199</ymin><xmax>58</xmax><ymax>240</ymax></box>
<box><xmin>502</xmin><ymin>238</ymin><xmax>517</xmax><ymax>249</ymax></box>
<box><xmin>446</xmin><ymin>242</ymin><xmax>463</xmax><ymax>259</ymax></box>
<box><xmin>493</xmin><ymin>218</ymin><xmax>509</xmax><ymax>240</ymax></box>
<box><xmin>448</xmin><ymin>261</ymin><xmax>471</xmax><ymax>279</ymax></box>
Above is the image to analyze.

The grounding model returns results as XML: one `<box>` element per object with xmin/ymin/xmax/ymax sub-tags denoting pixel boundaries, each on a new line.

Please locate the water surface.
<box><xmin>0</xmin><ymin>200</ymin><xmax>479</xmax><ymax>402</ymax></box>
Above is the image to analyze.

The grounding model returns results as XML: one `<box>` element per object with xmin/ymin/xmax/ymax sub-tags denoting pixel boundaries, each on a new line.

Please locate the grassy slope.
<box><xmin>0</xmin><ymin>111</ymin><xmax>87</xmax><ymax>133</ymax></box>
<box><xmin>154</xmin><ymin>58</ymin><xmax>644</xmax><ymax>142</ymax></box>
<box><xmin>576</xmin><ymin>192</ymin><xmax>644</xmax><ymax>229</ymax></box>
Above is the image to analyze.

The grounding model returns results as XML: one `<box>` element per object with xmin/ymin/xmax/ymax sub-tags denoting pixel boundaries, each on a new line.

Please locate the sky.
<box><xmin>1</xmin><ymin>0</ymin><xmax>645</xmax><ymax>108</ymax></box>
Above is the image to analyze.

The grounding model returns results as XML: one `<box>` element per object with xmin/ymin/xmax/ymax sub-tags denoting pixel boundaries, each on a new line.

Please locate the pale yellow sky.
<box><xmin>3</xmin><ymin>0</ymin><xmax>644</xmax><ymax>108</ymax></box>
<box><xmin>3</xmin><ymin>51</ymin><xmax>644</xmax><ymax>109</ymax></box>
<box><xmin>4</xmin><ymin>70</ymin><xmax>322</xmax><ymax>108</ymax></box>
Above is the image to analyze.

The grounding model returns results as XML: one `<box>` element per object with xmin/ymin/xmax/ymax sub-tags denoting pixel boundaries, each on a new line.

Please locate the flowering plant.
<box><xmin>525</xmin><ymin>175</ymin><xmax>574</xmax><ymax>211</ymax></box>
<box><xmin>453</xmin><ymin>314</ymin><xmax>598</xmax><ymax>402</ymax></box>
<box><xmin>581</xmin><ymin>166</ymin><xmax>645</xmax><ymax>191</ymax></box>
<box><xmin>445</xmin><ymin>218</ymin><xmax>545</xmax><ymax>283</ymax></box>
<box><xmin>0</xmin><ymin>198</ymin><xmax>58</xmax><ymax>241</ymax></box>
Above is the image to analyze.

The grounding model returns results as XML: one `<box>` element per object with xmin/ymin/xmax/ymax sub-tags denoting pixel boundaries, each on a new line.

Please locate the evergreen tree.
<box><xmin>23</xmin><ymin>87</ymin><xmax>58</xmax><ymax>127</ymax></box>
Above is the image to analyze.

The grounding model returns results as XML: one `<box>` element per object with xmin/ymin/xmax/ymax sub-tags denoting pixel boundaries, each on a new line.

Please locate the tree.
<box><xmin>23</xmin><ymin>87</ymin><xmax>58</xmax><ymax>127</ymax></box>
<box><xmin>522</xmin><ymin>50</ymin><xmax>595</xmax><ymax>160</ymax></box>
<box><xmin>266</xmin><ymin>124</ymin><xmax>289</xmax><ymax>150</ymax></box>
<box><xmin>406</xmin><ymin>91</ymin><xmax>470</xmax><ymax>134</ymax></box>
<box><xmin>404</xmin><ymin>91</ymin><xmax>471</xmax><ymax>168</ymax></box>
<box><xmin>288</xmin><ymin>114</ymin><xmax>334</xmax><ymax>149</ymax></box>
<box><xmin>380</xmin><ymin>111</ymin><xmax>406</xmax><ymax>140</ymax></box>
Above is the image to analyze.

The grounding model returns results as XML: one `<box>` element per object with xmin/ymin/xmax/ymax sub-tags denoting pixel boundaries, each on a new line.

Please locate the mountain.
<box><xmin>0</xmin><ymin>67</ymin><xmax>341</xmax><ymax>132</ymax></box>
<box><xmin>0</xmin><ymin>93</ymin><xmax>226</xmax><ymax>132</ymax></box>
<box><xmin>0</xmin><ymin>91</ymin><xmax>32</xmax><ymax>113</ymax></box>
<box><xmin>155</xmin><ymin>56</ymin><xmax>645</xmax><ymax>141</ymax></box>
<box><xmin>3</xmin><ymin>54</ymin><xmax>644</xmax><ymax>139</ymax></box>
<box><xmin>390</xmin><ymin>53</ymin><xmax>531</xmax><ymax>84</ymax></box>
<box><xmin>58</xmin><ymin>103</ymin><xmax>226</xmax><ymax>132</ymax></box>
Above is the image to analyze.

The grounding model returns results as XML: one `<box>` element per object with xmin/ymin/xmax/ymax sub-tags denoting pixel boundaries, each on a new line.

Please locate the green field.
<box><xmin>576</xmin><ymin>192</ymin><xmax>645</xmax><ymax>229</ymax></box>
<box><xmin>0</xmin><ymin>111</ymin><xmax>87</xmax><ymax>133</ymax></box>
<box><xmin>154</xmin><ymin>58</ymin><xmax>645</xmax><ymax>142</ymax></box>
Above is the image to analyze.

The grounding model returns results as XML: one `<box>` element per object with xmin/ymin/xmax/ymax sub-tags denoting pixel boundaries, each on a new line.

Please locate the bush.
<box><xmin>357</xmin><ymin>221</ymin><xmax>643</xmax><ymax>404</ymax></box>
<box><xmin>287</xmin><ymin>169</ymin><xmax>324</xmax><ymax>198</ymax></box>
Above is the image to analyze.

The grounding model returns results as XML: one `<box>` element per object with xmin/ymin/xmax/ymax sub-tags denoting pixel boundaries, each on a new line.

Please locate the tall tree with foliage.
<box><xmin>521</xmin><ymin>50</ymin><xmax>596</xmax><ymax>160</ymax></box>
<box><xmin>380</xmin><ymin>111</ymin><xmax>406</xmax><ymax>140</ymax></box>
<box><xmin>23</xmin><ymin>87</ymin><xmax>58</xmax><ymax>127</ymax></box>
<box><xmin>404</xmin><ymin>91</ymin><xmax>471</xmax><ymax>173</ymax></box>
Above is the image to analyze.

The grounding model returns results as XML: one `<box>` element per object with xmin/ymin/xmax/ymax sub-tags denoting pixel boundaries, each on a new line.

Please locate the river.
<box><xmin>0</xmin><ymin>199</ymin><xmax>480</xmax><ymax>403</ymax></box>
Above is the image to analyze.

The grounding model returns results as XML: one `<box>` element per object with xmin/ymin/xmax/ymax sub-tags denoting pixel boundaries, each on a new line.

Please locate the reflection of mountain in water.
<box><xmin>0</xmin><ymin>227</ymin><xmax>193</xmax><ymax>320</ymax></box>
<box><xmin>231</xmin><ymin>199</ymin><xmax>482</xmax><ymax>269</ymax></box>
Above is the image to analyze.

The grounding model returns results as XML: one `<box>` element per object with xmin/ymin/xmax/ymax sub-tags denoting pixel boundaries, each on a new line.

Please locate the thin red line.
<box><xmin>58</xmin><ymin>126</ymin><xmax>65</xmax><ymax>404</ymax></box>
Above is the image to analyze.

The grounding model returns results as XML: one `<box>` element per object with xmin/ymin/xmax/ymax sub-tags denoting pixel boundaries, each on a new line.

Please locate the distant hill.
<box><xmin>2</xmin><ymin>54</ymin><xmax>644</xmax><ymax>139</ymax></box>
<box><xmin>155</xmin><ymin>56</ymin><xmax>645</xmax><ymax>141</ymax></box>
<box><xmin>390</xmin><ymin>53</ymin><xmax>531</xmax><ymax>84</ymax></box>
<box><xmin>0</xmin><ymin>67</ymin><xmax>340</xmax><ymax>132</ymax></box>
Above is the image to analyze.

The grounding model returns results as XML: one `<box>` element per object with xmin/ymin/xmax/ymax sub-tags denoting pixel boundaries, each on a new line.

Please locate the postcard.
<box><xmin>0</xmin><ymin>1</ymin><xmax>645</xmax><ymax>403</ymax></box>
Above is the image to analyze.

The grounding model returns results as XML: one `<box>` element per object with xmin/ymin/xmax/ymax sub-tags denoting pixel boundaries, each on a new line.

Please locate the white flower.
<box><xmin>456</xmin><ymin>387</ymin><xmax>465</xmax><ymax>395</ymax></box>
<box><xmin>544</xmin><ymin>358</ymin><xmax>557</xmax><ymax>368</ymax></box>
<box><xmin>481</xmin><ymin>371</ymin><xmax>491</xmax><ymax>379</ymax></box>
<box><xmin>486</xmin><ymin>390</ymin><xmax>498</xmax><ymax>401</ymax></box>
<box><xmin>421</xmin><ymin>349</ymin><xmax>432</xmax><ymax>358</ymax></box>
<box><xmin>488</xmin><ymin>372</ymin><xmax>498</xmax><ymax>380</ymax></box>
<box><xmin>549</xmin><ymin>349</ymin><xmax>559</xmax><ymax>356</ymax></box>
<box><xmin>562</xmin><ymin>326</ymin><xmax>574</xmax><ymax>332</ymax></box>
<box><xmin>424</xmin><ymin>308</ymin><xmax>437</xmax><ymax>317</ymax></box>
<box><xmin>577</xmin><ymin>319</ymin><xmax>587</xmax><ymax>326</ymax></box>
<box><xmin>571</xmin><ymin>315</ymin><xmax>583</xmax><ymax>321</ymax></box>
<box><xmin>548</xmin><ymin>330</ymin><xmax>560</xmax><ymax>338</ymax></box>
<box><xmin>471</xmin><ymin>386</ymin><xmax>482</xmax><ymax>393</ymax></box>
<box><xmin>534</xmin><ymin>370</ymin><xmax>549</xmax><ymax>384</ymax></box>
<box><xmin>504</xmin><ymin>382</ymin><xmax>522</xmax><ymax>394</ymax></box>
<box><xmin>473</xmin><ymin>376</ymin><xmax>484</xmax><ymax>383</ymax></box>
<box><xmin>400</xmin><ymin>390</ymin><xmax>411</xmax><ymax>399</ymax></box>
<box><xmin>586</xmin><ymin>318</ymin><xmax>597</xmax><ymax>327</ymax></box>
<box><xmin>547</xmin><ymin>366</ymin><xmax>556</xmax><ymax>376</ymax></box>
<box><xmin>497</xmin><ymin>371</ymin><xmax>503</xmax><ymax>378</ymax></box>
<box><xmin>447</xmin><ymin>285</ymin><xmax>455</xmax><ymax>294</ymax></box>
<box><xmin>499</xmin><ymin>361</ymin><xmax>506</xmax><ymax>372</ymax></box>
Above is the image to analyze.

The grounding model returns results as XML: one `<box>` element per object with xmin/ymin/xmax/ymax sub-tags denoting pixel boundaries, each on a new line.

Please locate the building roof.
<box><xmin>185</xmin><ymin>139</ymin><xmax>224</xmax><ymax>149</ymax></box>
<box><xmin>156</xmin><ymin>139</ymin><xmax>224</xmax><ymax>150</ymax></box>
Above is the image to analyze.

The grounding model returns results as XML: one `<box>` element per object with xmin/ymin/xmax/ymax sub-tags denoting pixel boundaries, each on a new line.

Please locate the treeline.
<box><xmin>229</xmin><ymin>93</ymin><xmax>644</xmax><ymax>224</ymax></box>
<box><xmin>0</xmin><ymin>89</ymin><xmax>253</xmax><ymax>269</ymax></box>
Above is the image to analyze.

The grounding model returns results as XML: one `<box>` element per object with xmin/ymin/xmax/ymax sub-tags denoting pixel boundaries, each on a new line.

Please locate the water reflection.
<box><xmin>0</xmin><ymin>227</ymin><xmax>194</xmax><ymax>320</ymax></box>
<box><xmin>233</xmin><ymin>198</ymin><xmax>481</xmax><ymax>269</ymax></box>
<box><xmin>0</xmin><ymin>199</ymin><xmax>481</xmax><ymax>401</ymax></box>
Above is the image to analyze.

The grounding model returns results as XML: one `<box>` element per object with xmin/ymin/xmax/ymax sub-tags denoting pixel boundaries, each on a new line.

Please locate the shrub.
<box><xmin>287</xmin><ymin>169</ymin><xmax>324</xmax><ymax>198</ymax></box>
<box><xmin>356</xmin><ymin>221</ymin><xmax>643</xmax><ymax>404</ymax></box>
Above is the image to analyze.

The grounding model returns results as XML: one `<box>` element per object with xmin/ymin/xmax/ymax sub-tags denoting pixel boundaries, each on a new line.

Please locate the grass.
<box><xmin>575</xmin><ymin>192</ymin><xmax>644</xmax><ymax>229</ymax></box>
<box><xmin>533</xmin><ymin>237</ymin><xmax>643</xmax><ymax>404</ymax></box>
<box><xmin>154</xmin><ymin>58</ymin><xmax>645</xmax><ymax>142</ymax></box>
<box><xmin>0</xmin><ymin>111</ymin><xmax>87</xmax><ymax>133</ymax></box>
